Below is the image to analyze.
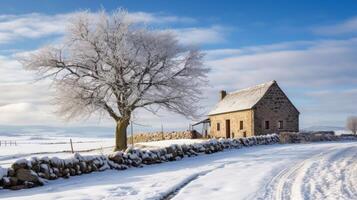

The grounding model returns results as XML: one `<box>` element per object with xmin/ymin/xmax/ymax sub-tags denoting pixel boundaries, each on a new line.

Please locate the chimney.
<box><xmin>220</xmin><ymin>90</ymin><xmax>227</xmax><ymax>100</ymax></box>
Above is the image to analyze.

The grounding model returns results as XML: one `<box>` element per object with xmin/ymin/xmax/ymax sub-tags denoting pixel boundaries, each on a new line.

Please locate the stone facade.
<box><xmin>253</xmin><ymin>83</ymin><xmax>299</xmax><ymax>135</ymax></box>
<box><xmin>209</xmin><ymin>81</ymin><xmax>299</xmax><ymax>138</ymax></box>
<box><xmin>209</xmin><ymin>110</ymin><xmax>254</xmax><ymax>138</ymax></box>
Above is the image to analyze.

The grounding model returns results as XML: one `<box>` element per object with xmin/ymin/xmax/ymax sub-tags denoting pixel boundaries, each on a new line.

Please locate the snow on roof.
<box><xmin>208</xmin><ymin>80</ymin><xmax>276</xmax><ymax>115</ymax></box>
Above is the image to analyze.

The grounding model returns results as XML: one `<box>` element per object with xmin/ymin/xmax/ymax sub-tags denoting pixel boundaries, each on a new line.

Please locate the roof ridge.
<box><xmin>208</xmin><ymin>80</ymin><xmax>277</xmax><ymax>116</ymax></box>
<box><xmin>229</xmin><ymin>80</ymin><xmax>275</xmax><ymax>95</ymax></box>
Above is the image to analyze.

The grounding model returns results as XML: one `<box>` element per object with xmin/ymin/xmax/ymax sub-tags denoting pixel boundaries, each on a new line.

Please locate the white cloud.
<box><xmin>0</xmin><ymin>55</ymin><xmax>35</xmax><ymax>84</ymax></box>
<box><xmin>0</xmin><ymin>11</ymin><xmax>197</xmax><ymax>44</ymax></box>
<box><xmin>126</xmin><ymin>12</ymin><xmax>196</xmax><ymax>24</ymax></box>
<box><xmin>205</xmin><ymin>38</ymin><xmax>357</xmax><ymax>89</ymax></box>
<box><xmin>204</xmin><ymin>40</ymin><xmax>315</xmax><ymax>60</ymax></box>
<box><xmin>302</xmin><ymin>89</ymin><xmax>357</xmax><ymax>127</ymax></box>
<box><xmin>0</xmin><ymin>102</ymin><xmax>53</xmax><ymax>125</ymax></box>
<box><xmin>168</xmin><ymin>26</ymin><xmax>226</xmax><ymax>45</ymax></box>
<box><xmin>0</xmin><ymin>13</ymin><xmax>70</xmax><ymax>44</ymax></box>
<box><xmin>313</xmin><ymin>16</ymin><xmax>357</xmax><ymax>35</ymax></box>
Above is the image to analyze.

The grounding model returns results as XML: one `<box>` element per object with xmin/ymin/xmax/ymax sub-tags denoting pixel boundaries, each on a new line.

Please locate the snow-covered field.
<box><xmin>0</xmin><ymin>135</ymin><xmax>115</xmax><ymax>167</ymax></box>
<box><xmin>0</xmin><ymin>140</ymin><xmax>356</xmax><ymax>200</ymax></box>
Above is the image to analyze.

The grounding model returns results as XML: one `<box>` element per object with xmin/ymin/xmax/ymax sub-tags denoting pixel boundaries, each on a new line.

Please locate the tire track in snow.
<box><xmin>300</xmin><ymin>145</ymin><xmax>357</xmax><ymax>200</ymax></box>
<box><xmin>254</xmin><ymin>144</ymin><xmax>357</xmax><ymax>200</ymax></box>
<box><xmin>253</xmin><ymin>147</ymin><xmax>334</xmax><ymax>200</ymax></box>
<box><xmin>344</xmin><ymin>154</ymin><xmax>357</xmax><ymax>198</ymax></box>
<box><xmin>160</xmin><ymin>160</ymin><xmax>239</xmax><ymax>200</ymax></box>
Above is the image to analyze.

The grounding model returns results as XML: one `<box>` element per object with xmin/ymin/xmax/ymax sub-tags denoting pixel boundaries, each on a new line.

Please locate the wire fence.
<box><xmin>0</xmin><ymin>138</ymin><xmax>111</xmax><ymax>154</ymax></box>
<box><xmin>0</xmin><ymin>140</ymin><xmax>17</xmax><ymax>147</ymax></box>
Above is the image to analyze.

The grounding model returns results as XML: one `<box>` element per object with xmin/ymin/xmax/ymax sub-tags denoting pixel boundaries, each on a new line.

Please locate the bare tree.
<box><xmin>21</xmin><ymin>10</ymin><xmax>209</xmax><ymax>151</ymax></box>
<box><xmin>347</xmin><ymin>116</ymin><xmax>357</xmax><ymax>135</ymax></box>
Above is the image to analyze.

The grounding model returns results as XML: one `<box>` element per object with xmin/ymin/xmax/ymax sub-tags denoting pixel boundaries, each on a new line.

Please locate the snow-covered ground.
<box><xmin>0</xmin><ymin>141</ymin><xmax>356</xmax><ymax>200</ymax></box>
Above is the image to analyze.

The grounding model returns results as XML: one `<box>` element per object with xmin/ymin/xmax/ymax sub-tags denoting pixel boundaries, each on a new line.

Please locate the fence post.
<box><xmin>70</xmin><ymin>139</ymin><xmax>74</xmax><ymax>153</ymax></box>
<box><xmin>131</xmin><ymin>121</ymin><xmax>134</xmax><ymax>146</ymax></box>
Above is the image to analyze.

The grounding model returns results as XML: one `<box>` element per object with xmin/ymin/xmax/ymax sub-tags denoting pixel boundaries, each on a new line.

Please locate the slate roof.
<box><xmin>208</xmin><ymin>80</ymin><xmax>276</xmax><ymax>116</ymax></box>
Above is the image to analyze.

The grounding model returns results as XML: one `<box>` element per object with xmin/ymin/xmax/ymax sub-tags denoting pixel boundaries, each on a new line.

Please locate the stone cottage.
<box><xmin>208</xmin><ymin>80</ymin><xmax>299</xmax><ymax>138</ymax></box>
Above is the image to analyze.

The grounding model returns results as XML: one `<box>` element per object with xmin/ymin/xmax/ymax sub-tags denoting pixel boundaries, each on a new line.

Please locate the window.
<box><xmin>265</xmin><ymin>121</ymin><xmax>270</xmax><ymax>129</ymax></box>
<box><xmin>278</xmin><ymin>121</ymin><xmax>283</xmax><ymax>129</ymax></box>
<box><xmin>217</xmin><ymin>123</ymin><xmax>220</xmax><ymax>131</ymax></box>
<box><xmin>240</xmin><ymin>121</ymin><xmax>244</xmax><ymax>130</ymax></box>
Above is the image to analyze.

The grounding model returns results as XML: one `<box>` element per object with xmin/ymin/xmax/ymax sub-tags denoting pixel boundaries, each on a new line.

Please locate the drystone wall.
<box><xmin>278</xmin><ymin>132</ymin><xmax>357</xmax><ymax>143</ymax></box>
<box><xmin>0</xmin><ymin>134</ymin><xmax>279</xmax><ymax>190</ymax></box>
<box><xmin>127</xmin><ymin>130</ymin><xmax>202</xmax><ymax>143</ymax></box>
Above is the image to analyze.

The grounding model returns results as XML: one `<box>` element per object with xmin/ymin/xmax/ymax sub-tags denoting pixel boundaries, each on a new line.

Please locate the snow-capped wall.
<box><xmin>0</xmin><ymin>134</ymin><xmax>279</xmax><ymax>190</ymax></box>
<box><xmin>278</xmin><ymin>132</ymin><xmax>355</xmax><ymax>143</ymax></box>
<box><xmin>128</xmin><ymin>130</ymin><xmax>202</xmax><ymax>143</ymax></box>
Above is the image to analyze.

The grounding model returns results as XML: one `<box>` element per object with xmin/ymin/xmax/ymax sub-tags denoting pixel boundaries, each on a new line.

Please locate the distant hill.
<box><xmin>302</xmin><ymin>126</ymin><xmax>345</xmax><ymax>132</ymax></box>
<box><xmin>0</xmin><ymin>124</ymin><xmax>164</xmax><ymax>138</ymax></box>
<box><xmin>302</xmin><ymin>126</ymin><xmax>353</xmax><ymax>135</ymax></box>
<box><xmin>0</xmin><ymin>125</ymin><xmax>115</xmax><ymax>138</ymax></box>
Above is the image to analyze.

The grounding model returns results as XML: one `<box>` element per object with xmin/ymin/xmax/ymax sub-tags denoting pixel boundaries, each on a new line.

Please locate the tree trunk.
<box><xmin>114</xmin><ymin>117</ymin><xmax>130</xmax><ymax>151</ymax></box>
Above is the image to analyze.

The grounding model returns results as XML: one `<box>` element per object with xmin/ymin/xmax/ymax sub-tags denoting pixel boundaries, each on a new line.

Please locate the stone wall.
<box><xmin>0</xmin><ymin>134</ymin><xmax>280</xmax><ymax>190</ymax></box>
<box><xmin>127</xmin><ymin>130</ymin><xmax>202</xmax><ymax>143</ymax></box>
<box><xmin>278</xmin><ymin>132</ymin><xmax>357</xmax><ymax>143</ymax></box>
<box><xmin>254</xmin><ymin>83</ymin><xmax>299</xmax><ymax>135</ymax></box>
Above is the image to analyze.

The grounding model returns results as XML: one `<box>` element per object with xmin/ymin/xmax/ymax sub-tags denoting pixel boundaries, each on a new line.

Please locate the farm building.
<box><xmin>207</xmin><ymin>80</ymin><xmax>299</xmax><ymax>138</ymax></box>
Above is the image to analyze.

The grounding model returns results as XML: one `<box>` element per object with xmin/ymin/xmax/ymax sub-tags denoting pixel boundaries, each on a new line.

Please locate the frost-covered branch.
<box><xmin>20</xmin><ymin>9</ymin><xmax>209</xmax><ymax>122</ymax></box>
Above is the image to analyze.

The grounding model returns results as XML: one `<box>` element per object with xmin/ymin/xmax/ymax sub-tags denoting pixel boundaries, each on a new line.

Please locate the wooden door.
<box><xmin>226</xmin><ymin>119</ymin><xmax>231</xmax><ymax>138</ymax></box>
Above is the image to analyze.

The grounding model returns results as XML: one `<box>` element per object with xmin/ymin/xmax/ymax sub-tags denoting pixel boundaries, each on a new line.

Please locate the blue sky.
<box><xmin>2</xmin><ymin>0</ymin><xmax>357</xmax><ymax>47</ymax></box>
<box><xmin>0</xmin><ymin>0</ymin><xmax>357</xmax><ymax>132</ymax></box>
<box><xmin>0</xmin><ymin>1</ymin><xmax>355</xmax><ymax>46</ymax></box>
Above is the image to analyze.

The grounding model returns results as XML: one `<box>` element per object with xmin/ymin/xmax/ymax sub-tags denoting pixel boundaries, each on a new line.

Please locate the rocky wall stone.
<box><xmin>127</xmin><ymin>130</ymin><xmax>202</xmax><ymax>143</ymax></box>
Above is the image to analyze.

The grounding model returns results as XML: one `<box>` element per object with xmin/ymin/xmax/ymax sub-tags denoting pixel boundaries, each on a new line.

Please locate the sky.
<box><xmin>0</xmin><ymin>0</ymin><xmax>357</xmax><ymax>133</ymax></box>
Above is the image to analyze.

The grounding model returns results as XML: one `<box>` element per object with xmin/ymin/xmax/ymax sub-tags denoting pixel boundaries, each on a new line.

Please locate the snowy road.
<box><xmin>173</xmin><ymin>142</ymin><xmax>357</xmax><ymax>200</ymax></box>
<box><xmin>0</xmin><ymin>142</ymin><xmax>356</xmax><ymax>200</ymax></box>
